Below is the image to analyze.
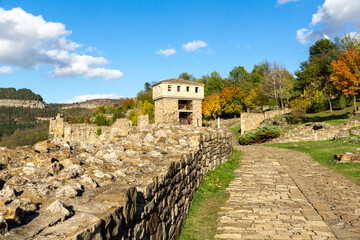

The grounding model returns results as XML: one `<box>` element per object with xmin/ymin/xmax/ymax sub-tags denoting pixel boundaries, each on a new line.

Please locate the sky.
<box><xmin>0</xmin><ymin>0</ymin><xmax>360</xmax><ymax>103</ymax></box>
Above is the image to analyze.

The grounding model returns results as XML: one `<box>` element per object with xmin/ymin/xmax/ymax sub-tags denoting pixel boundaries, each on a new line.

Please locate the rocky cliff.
<box><xmin>61</xmin><ymin>98</ymin><xmax>126</xmax><ymax>109</ymax></box>
<box><xmin>0</xmin><ymin>99</ymin><xmax>45</xmax><ymax>108</ymax></box>
<box><xmin>0</xmin><ymin>124</ymin><xmax>232</xmax><ymax>239</ymax></box>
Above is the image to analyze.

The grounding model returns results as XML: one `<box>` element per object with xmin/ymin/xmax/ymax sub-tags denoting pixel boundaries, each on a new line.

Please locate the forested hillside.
<box><xmin>0</xmin><ymin>88</ymin><xmax>43</xmax><ymax>101</ymax></box>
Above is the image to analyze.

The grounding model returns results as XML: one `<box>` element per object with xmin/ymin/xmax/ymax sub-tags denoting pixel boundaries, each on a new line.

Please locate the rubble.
<box><xmin>0</xmin><ymin>124</ymin><xmax>232</xmax><ymax>239</ymax></box>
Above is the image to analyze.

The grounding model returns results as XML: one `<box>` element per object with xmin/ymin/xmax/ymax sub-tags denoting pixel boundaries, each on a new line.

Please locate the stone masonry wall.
<box><xmin>155</xmin><ymin>98</ymin><xmax>179</xmax><ymax>125</ymax></box>
<box><xmin>192</xmin><ymin>100</ymin><xmax>202</xmax><ymax>127</ymax></box>
<box><xmin>271</xmin><ymin>120</ymin><xmax>360</xmax><ymax>143</ymax></box>
<box><xmin>0</xmin><ymin>99</ymin><xmax>45</xmax><ymax>108</ymax></box>
<box><xmin>241</xmin><ymin>109</ymin><xmax>290</xmax><ymax>134</ymax></box>
<box><xmin>74</xmin><ymin>129</ymin><xmax>233</xmax><ymax>240</ymax></box>
<box><xmin>0</xmin><ymin>125</ymin><xmax>232</xmax><ymax>240</ymax></box>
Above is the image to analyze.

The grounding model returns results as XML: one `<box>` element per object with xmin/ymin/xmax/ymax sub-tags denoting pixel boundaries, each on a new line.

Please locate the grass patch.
<box><xmin>239</xmin><ymin>126</ymin><xmax>280</xmax><ymax>145</ymax></box>
<box><xmin>179</xmin><ymin>149</ymin><xmax>242</xmax><ymax>240</ymax></box>
<box><xmin>267</xmin><ymin>138</ymin><xmax>360</xmax><ymax>184</ymax></box>
<box><xmin>305</xmin><ymin>103</ymin><xmax>360</xmax><ymax>125</ymax></box>
<box><xmin>228</xmin><ymin>120</ymin><xmax>241</xmax><ymax>140</ymax></box>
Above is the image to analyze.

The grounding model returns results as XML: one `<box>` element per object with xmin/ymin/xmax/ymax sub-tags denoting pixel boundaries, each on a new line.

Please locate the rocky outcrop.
<box><xmin>0</xmin><ymin>124</ymin><xmax>232</xmax><ymax>239</ymax></box>
<box><xmin>0</xmin><ymin>99</ymin><xmax>45</xmax><ymax>108</ymax></box>
<box><xmin>61</xmin><ymin>98</ymin><xmax>126</xmax><ymax>109</ymax></box>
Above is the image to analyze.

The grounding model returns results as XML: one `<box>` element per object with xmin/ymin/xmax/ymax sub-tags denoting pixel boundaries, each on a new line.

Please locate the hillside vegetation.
<box><xmin>0</xmin><ymin>87</ymin><xmax>43</xmax><ymax>101</ymax></box>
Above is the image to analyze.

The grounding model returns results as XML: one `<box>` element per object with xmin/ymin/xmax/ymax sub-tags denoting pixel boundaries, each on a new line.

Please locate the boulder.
<box><xmin>33</xmin><ymin>140</ymin><xmax>58</xmax><ymax>153</ymax></box>
<box><xmin>0</xmin><ymin>206</ymin><xmax>24</xmax><ymax>225</ymax></box>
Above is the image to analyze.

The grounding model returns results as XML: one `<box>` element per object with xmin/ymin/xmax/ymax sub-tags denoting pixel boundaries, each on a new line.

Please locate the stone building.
<box><xmin>152</xmin><ymin>79</ymin><xmax>204</xmax><ymax>126</ymax></box>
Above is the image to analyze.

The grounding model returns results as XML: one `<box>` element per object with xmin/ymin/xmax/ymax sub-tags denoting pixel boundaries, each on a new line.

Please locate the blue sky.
<box><xmin>0</xmin><ymin>0</ymin><xmax>359</xmax><ymax>103</ymax></box>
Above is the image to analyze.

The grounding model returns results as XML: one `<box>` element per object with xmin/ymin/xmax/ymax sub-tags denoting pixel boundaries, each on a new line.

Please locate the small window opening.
<box><xmin>168</xmin><ymin>85</ymin><xmax>171</xmax><ymax>91</ymax></box>
<box><xmin>186</xmin><ymin>86</ymin><xmax>189</xmax><ymax>92</ymax></box>
<box><xmin>195</xmin><ymin>87</ymin><xmax>198</xmax><ymax>93</ymax></box>
<box><xmin>177</xmin><ymin>86</ymin><xmax>181</xmax><ymax>92</ymax></box>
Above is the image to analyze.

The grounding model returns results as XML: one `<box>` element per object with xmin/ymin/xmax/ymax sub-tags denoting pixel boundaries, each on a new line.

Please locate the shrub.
<box><xmin>96</xmin><ymin>128</ymin><xmax>102</xmax><ymax>136</ymax></box>
<box><xmin>127</xmin><ymin>109</ymin><xmax>138</xmax><ymax>125</ymax></box>
<box><xmin>339</xmin><ymin>95</ymin><xmax>346</xmax><ymax>109</ymax></box>
<box><xmin>238</xmin><ymin>126</ymin><xmax>281</xmax><ymax>145</ymax></box>
<box><xmin>289</xmin><ymin>98</ymin><xmax>309</xmax><ymax>123</ymax></box>
<box><xmin>268</xmin><ymin>98</ymin><xmax>279</xmax><ymax>109</ymax></box>
<box><xmin>308</xmin><ymin>90</ymin><xmax>327</xmax><ymax>113</ymax></box>
<box><xmin>93</xmin><ymin>113</ymin><xmax>109</xmax><ymax>126</ymax></box>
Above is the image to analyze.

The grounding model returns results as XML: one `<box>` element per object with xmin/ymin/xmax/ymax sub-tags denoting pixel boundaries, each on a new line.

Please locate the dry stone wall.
<box><xmin>0</xmin><ymin>99</ymin><xmax>45</xmax><ymax>108</ymax></box>
<box><xmin>240</xmin><ymin>109</ymin><xmax>290</xmax><ymax>134</ymax></box>
<box><xmin>0</xmin><ymin>124</ymin><xmax>232</xmax><ymax>239</ymax></box>
<box><xmin>271</xmin><ymin>120</ymin><xmax>360</xmax><ymax>143</ymax></box>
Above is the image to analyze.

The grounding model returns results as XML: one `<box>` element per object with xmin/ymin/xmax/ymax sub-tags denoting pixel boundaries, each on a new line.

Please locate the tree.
<box><xmin>228</xmin><ymin>66</ymin><xmax>250</xmax><ymax>87</ymax></box>
<box><xmin>330</xmin><ymin>48</ymin><xmax>360</xmax><ymax>112</ymax></box>
<box><xmin>204</xmin><ymin>71</ymin><xmax>224</xmax><ymax>96</ymax></box>
<box><xmin>219</xmin><ymin>86</ymin><xmax>245</xmax><ymax>116</ymax></box>
<box><xmin>137</xmin><ymin>82</ymin><xmax>153</xmax><ymax>104</ymax></box>
<box><xmin>202</xmin><ymin>93</ymin><xmax>221</xmax><ymax>118</ymax></box>
<box><xmin>295</xmin><ymin>39</ymin><xmax>339</xmax><ymax>112</ymax></box>
<box><xmin>179</xmin><ymin>72</ymin><xmax>196</xmax><ymax>81</ymax></box>
<box><xmin>335</xmin><ymin>33</ymin><xmax>360</xmax><ymax>53</ymax></box>
<box><xmin>263</xmin><ymin>62</ymin><xmax>295</xmax><ymax>109</ymax></box>
<box><xmin>245</xmin><ymin>87</ymin><xmax>267</xmax><ymax>111</ymax></box>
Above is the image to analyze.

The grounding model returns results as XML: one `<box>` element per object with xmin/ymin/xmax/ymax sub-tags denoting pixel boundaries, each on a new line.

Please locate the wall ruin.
<box><xmin>240</xmin><ymin>109</ymin><xmax>291</xmax><ymax>134</ymax></box>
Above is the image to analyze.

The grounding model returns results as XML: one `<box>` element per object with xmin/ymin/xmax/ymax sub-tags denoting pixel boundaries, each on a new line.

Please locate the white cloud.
<box><xmin>0</xmin><ymin>7</ymin><xmax>122</xmax><ymax>80</ymax></box>
<box><xmin>182</xmin><ymin>40</ymin><xmax>208</xmax><ymax>52</ymax></box>
<box><xmin>60</xmin><ymin>93</ymin><xmax>125</xmax><ymax>104</ymax></box>
<box><xmin>297</xmin><ymin>0</ymin><xmax>360</xmax><ymax>44</ymax></box>
<box><xmin>85</xmin><ymin>46</ymin><xmax>97</xmax><ymax>52</ymax></box>
<box><xmin>277</xmin><ymin>0</ymin><xmax>299</xmax><ymax>5</ymax></box>
<box><xmin>0</xmin><ymin>66</ymin><xmax>14</xmax><ymax>74</ymax></box>
<box><xmin>156</xmin><ymin>48</ymin><xmax>176</xmax><ymax>57</ymax></box>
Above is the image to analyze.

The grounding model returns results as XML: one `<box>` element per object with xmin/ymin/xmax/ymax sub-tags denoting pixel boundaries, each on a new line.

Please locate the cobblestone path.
<box><xmin>215</xmin><ymin>145</ymin><xmax>360</xmax><ymax>240</ymax></box>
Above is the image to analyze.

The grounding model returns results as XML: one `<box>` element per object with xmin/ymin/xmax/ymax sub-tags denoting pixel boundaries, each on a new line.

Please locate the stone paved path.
<box><xmin>215</xmin><ymin>145</ymin><xmax>360</xmax><ymax>240</ymax></box>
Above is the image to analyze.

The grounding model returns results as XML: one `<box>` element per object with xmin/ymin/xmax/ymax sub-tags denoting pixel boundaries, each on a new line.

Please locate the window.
<box><xmin>195</xmin><ymin>87</ymin><xmax>198</xmax><ymax>93</ymax></box>
<box><xmin>186</xmin><ymin>86</ymin><xmax>189</xmax><ymax>92</ymax></box>
<box><xmin>177</xmin><ymin>86</ymin><xmax>180</xmax><ymax>92</ymax></box>
<box><xmin>168</xmin><ymin>85</ymin><xmax>171</xmax><ymax>91</ymax></box>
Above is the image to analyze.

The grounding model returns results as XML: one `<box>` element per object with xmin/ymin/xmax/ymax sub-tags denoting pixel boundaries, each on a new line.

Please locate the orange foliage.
<box><xmin>219</xmin><ymin>86</ymin><xmax>245</xmax><ymax>115</ymax></box>
<box><xmin>202</xmin><ymin>93</ymin><xmax>221</xmax><ymax>118</ymax></box>
<box><xmin>330</xmin><ymin>49</ymin><xmax>360</xmax><ymax>96</ymax></box>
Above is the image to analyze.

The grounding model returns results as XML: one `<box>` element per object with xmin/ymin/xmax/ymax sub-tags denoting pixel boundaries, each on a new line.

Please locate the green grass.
<box><xmin>267</xmin><ymin>138</ymin><xmax>360</xmax><ymax>184</ymax></box>
<box><xmin>179</xmin><ymin>149</ymin><xmax>242</xmax><ymax>240</ymax></box>
<box><xmin>228</xmin><ymin>120</ymin><xmax>241</xmax><ymax>140</ymax></box>
<box><xmin>305</xmin><ymin>102</ymin><xmax>360</xmax><ymax>125</ymax></box>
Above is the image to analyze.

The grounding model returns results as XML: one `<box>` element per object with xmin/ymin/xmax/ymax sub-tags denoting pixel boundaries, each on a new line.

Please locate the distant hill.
<box><xmin>61</xmin><ymin>98</ymin><xmax>127</xmax><ymax>109</ymax></box>
<box><xmin>0</xmin><ymin>88</ymin><xmax>43</xmax><ymax>101</ymax></box>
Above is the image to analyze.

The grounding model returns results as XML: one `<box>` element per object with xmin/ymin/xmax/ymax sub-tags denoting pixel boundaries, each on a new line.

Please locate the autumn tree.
<box><xmin>245</xmin><ymin>87</ymin><xmax>267</xmax><ymax>111</ymax></box>
<box><xmin>202</xmin><ymin>93</ymin><xmax>221</xmax><ymax>118</ymax></box>
<box><xmin>330</xmin><ymin>48</ymin><xmax>360</xmax><ymax>112</ymax></box>
<box><xmin>219</xmin><ymin>86</ymin><xmax>245</xmax><ymax>116</ymax></box>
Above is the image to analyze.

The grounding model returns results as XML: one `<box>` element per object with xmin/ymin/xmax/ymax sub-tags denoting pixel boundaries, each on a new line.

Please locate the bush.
<box><xmin>93</xmin><ymin>113</ymin><xmax>109</xmax><ymax>126</ymax></box>
<box><xmin>268</xmin><ymin>98</ymin><xmax>279</xmax><ymax>109</ymax></box>
<box><xmin>339</xmin><ymin>95</ymin><xmax>346</xmax><ymax>109</ymax></box>
<box><xmin>96</xmin><ymin>128</ymin><xmax>102</xmax><ymax>136</ymax></box>
<box><xmin>238</xmin><ymin>126</ymin><xmax>281</xmax><ymax>145</ymax></box>
<box><xmin>308</xmin><ymin>90</ymin><xmax>327</xmax><ymax>113</ymax></box>
<box><xmin>127</xmin><ymin>109</ymin><xmax>138</xmax><ymax>126</ymax></box>
<box><xmin>289</xmin><ymin>98</ymin><xmax>309</xmax><ymax>123</ymax></box>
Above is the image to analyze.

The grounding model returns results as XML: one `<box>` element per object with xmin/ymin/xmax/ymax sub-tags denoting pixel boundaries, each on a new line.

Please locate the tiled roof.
<box><xmin>152</xmin><ymin>78</ymin><xmax>204</xmax><ymax>87</ymax></box>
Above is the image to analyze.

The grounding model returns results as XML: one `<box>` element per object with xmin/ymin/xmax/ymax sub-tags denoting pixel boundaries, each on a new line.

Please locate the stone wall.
<box><xmin>240</xmin><ymin>109</ymin><xmax>290</xmax><ymax>134</ymax></box>
<box><xmin>1</xmin><ymin>125</ymin><xmax>232</xmax><ymax>239</ymax></box>
<box><xmin>155</xmin><ymin>99</ymin><xmax>179</xmax><ymax>125</ymax></box>
<box><xmin>49</xmin><ymin>114</ymin><xmax>131</xmax><ymax>143</ymax></box>
<box><xmin>0</xmin><ymin>99</ymin><xmax>45</xmax><ymax>108</ymax></box>
<box><xmin>271</xmin><ymin>120</ymin><xmax>360</xmax><ymax>143</ymax></box>
<box><xmin>74</xmin><ymin>129</ymin><xmax>232</xmax><ymax>240</ymax></box>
